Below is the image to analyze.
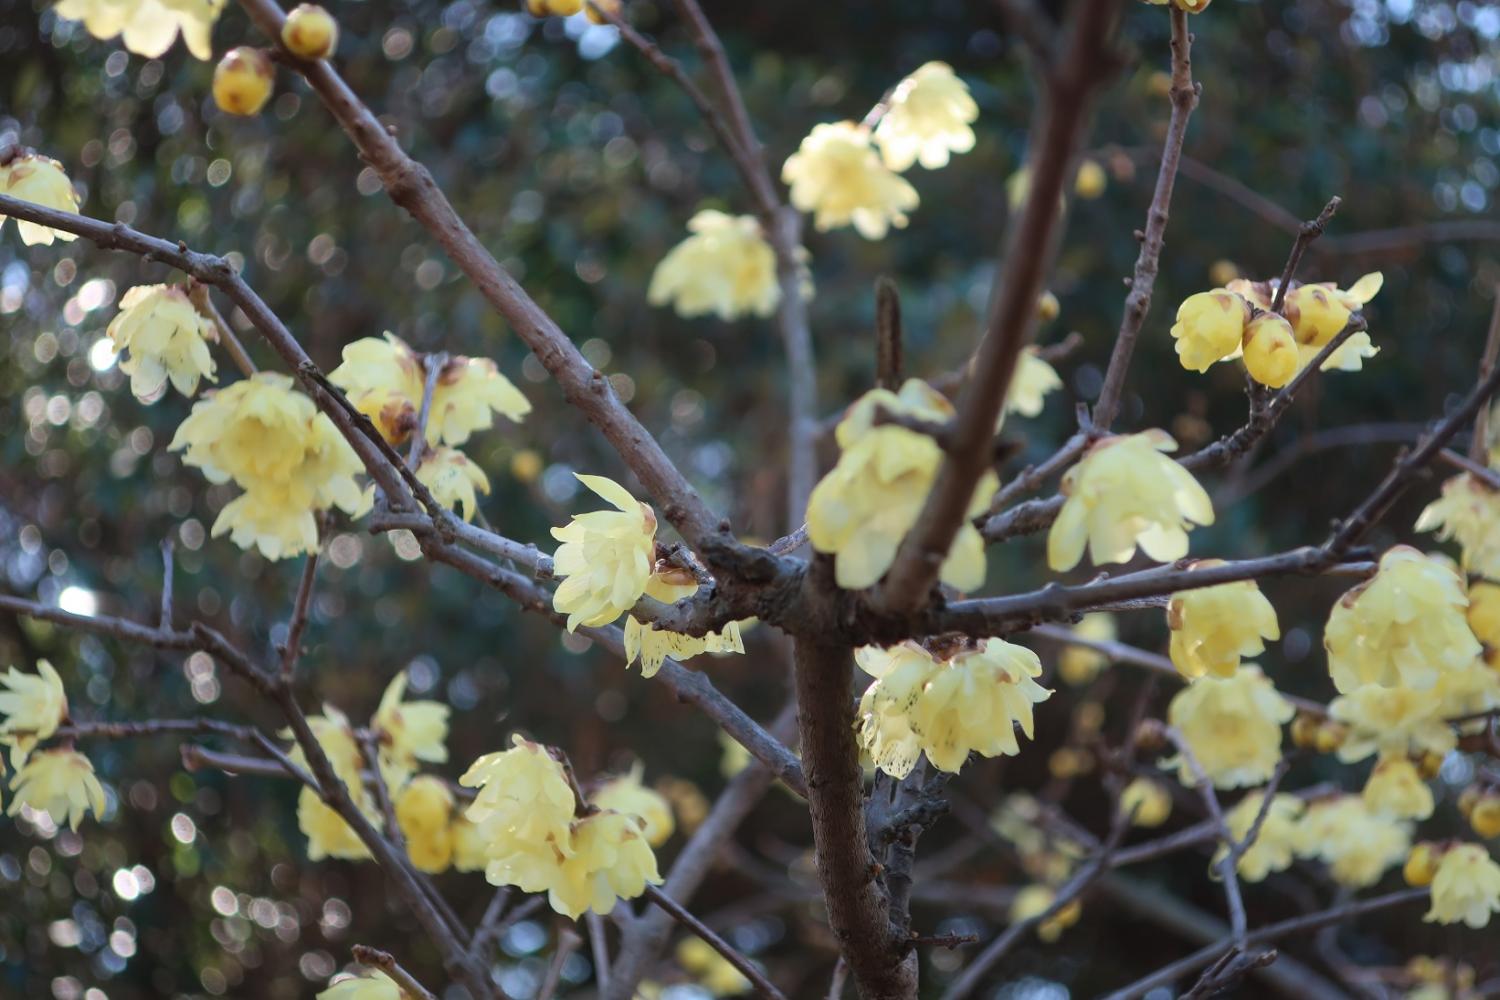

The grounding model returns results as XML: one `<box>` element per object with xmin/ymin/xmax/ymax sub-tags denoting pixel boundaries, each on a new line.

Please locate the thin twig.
<box><xmin>537</xmin><ymin>928</ymin><xmax>582</xmax><ymax>1000</ymax></box>
<box><xmin>643</xmin><ymin>885</ymin><xmax>787</xmax><ymax>1000</ymax></box>
<box><xmin>1471</xmin><ymin>291</ymin><xmax>1500</xmax><ymax>462</ymax></box>
<box><xmin>279</xmin><ymin>550</ymin><xmax>320</xmax><ymax>681</ymax></box>
<box><xmin>350</xmin><ymin>944</ymin><xmax>439</xmax><ymax>1000</ymax></box>
<box><xmin>875</xmin><ymin>277</ymin><xmax>904</xmax><ymax>390</ymax></box>
<box><xmin>586</xmin><ymin>912</ymin><xmax>612</xmax><ymax>997</ymax></box>
<box><xmin>188</xmin><ymin>282</ymin><xmax>258</xmax><ymax>376</ymax></box>
<box><xmin>1438</xmin><ymin>448</ymin><xmax>1500</xmax><ymax>490</ymax></box>
<box><xmin>1268</xmin><ymin>197</ymin><xmax>1341</xmax><ymax>314</ymax></box>
<box><xmin>1162</xmin><ymin>729</ymin><xmax>1246</xmax><ymax>948</ymax></box>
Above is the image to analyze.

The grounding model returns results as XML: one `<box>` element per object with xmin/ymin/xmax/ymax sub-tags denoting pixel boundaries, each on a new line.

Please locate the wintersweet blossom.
<box><xmin>1166</xmin><ymin>570</ymin><xmax>1280</xmax><ymax>679</ymax></box>
<box><xmin>551</xmin><ymin>474</ymin><xmax>657</xmax><ymax>631</ymax></box>
<box><xmin>872</xmin><ymin>62</ymin><xmax>978</xmax><ymax>171</ymax></box>
<box><xmin>461</xmin><ymin>736</ymin><xmax>578</xmax><ymax>892</ymax></box>
<box><xmin>1241</xmin><ymin>312</ymin><xmax>1298</xmax><ymax>388</ymax></box>
<box><xmin>1048</xmin><ymin>430</ymin><xmax>1214</xmax><ymax>571</ymax></box>
<box><xmin>1057</xmin><ymin>614</ymin><xmax>1115</xmax><ymax>686</ymax></box>
<box><xmin>594</xmin><ymin>763</ymin><xmax>675</xmax><ymax>848</ymax></box>
<box><xmin>676</xmin><ymin>936</ymin><xmax>751</xmax><ymax>997</ymax></box>
<box><xmin>1324</xmin><ymin>546</ymin><xmax>1480</xmax><ymax>693</ymax></box>
<box><xmin>416</xmin><ymin>447</ymin><xmax>490</xmax><ymax>523</ymax></box>
<box><xmin>1328</xmin><ymin>683</ymin><xmax>1453</xmax><ymax>763</ymax></box>
<box><xmin>1468</xmin><ymin>580</ymin><xmax>1500</xmax><ymax>664</ymax></box>
<box><xmin>548</xmin><ymin>809</ymin><xmax>662</xmax><ymax>919</ymax></box>
<box><xmin>525</xmin><ymin>0</ymin><xmax>584</xmax><ymax>15</ymax></box>
<box><xmin>54</xmin><ymin>0</ymin><xmax>223</xmax><ymax>59</ymax></box>
<box><xmin>395</xmin><ymin>775</ymin><xmax>455</xmax><ymax>873</ymax></box>
<box><xmin>623</xmin><ymin>566</ymin><xmax>744</xmax><ymax>678</ymax></box>
<box><xmin>1164</xmin><ymin>667</ymin><xmax>1293</xmax><ymax>789</ymax></box>
<box><xmin>317</xmin><ymin>970</ymin><xmax>402</xmax><ymax>1000</ymax></box>
<box><xmin>450</xmin><ymin>816</ymin><xmax>487</xmax><ymax>873</ymax></box>
<box><xmin>1213</xmin><ymin>792</ymin><xmax>1304</xmax><ymax>881</ymax></box>
<box><xmin>299</xmin><ymin>788</ymin><xmax>374</xmax><ymax>861</ymax></box>
<box><xmin>371</xmin><ymin>671</ymin><xmax>449</xmax><ymax>786</ymax></box>
<box><xmin>7</xmin><ymin>749</ymin><xmax>106</xmax><ymax>831</ymax></box>
<box><xmin>648</xmin><ymin>210</ymin><xmax>799</xmax><ymax>320</ymax></box>
<box><xmin>0</xmin><ymin>659</ymin><xmax>67</xmax><ymax>768</ymax></box>
<box><xmin>329</xmin><ymin>333</ymin><xmax>530</xmax><ymax>447</ymax></box>
<box><xmin>782</xmin><ymin>122</ymin><xmax>919</xmax><ymax>239</ymax></box>
<box><xmin>1294</xmin><ymin>796</ymin><xmax>1410</xmax><ymax>888</ymax></box>
<box><xmin>107</xmin><ymin>284</ymin><xmax>218</xmax><ymax>401</ymax></box>
<box><xmin>1416</xmin><ymin>473</ymin><xmax>1500</xmax><ymax>580</ymax></box>
<box><xmin>1424</xmin><ymin>844</ymin><xmax>1500</xmax><ymax>928</ymax></box>
<box><xmin>1119</xmin><ymin>778</ymin><xmax>1172</xmax><ymax>828</ymax></box>
<box><xmin>1004</xmin><ymin>348</ymin><xmax>1062</xmax><ymax>419</ymax></box>
<box><xmin>0</xmin><ymin>153</ymin><xmax>81</xmax><ymax>245</ymax></box>
<box><xmin>808</xmin><ymin>380</ymin><xmax>997</xmax><ymax>591</ymax></box>
<box><xmin>1362</xmin><ymin>756</ymin><xmax>1434</xmax><ymax>820</ymax></box>
<box><xmin>1008</xmin><ymin>885</ymin><xmax>1081</xmax><ymax>942</ymax></box>
<box><xmin>1284</xmin><ymin>272</ymin><xmax>1383</xmax><ymax>370</ymax></box>
<box><xmin>1170</xmin><ymin>290</ymin><xmax>1249</xmax><ymax>372</ymax></box>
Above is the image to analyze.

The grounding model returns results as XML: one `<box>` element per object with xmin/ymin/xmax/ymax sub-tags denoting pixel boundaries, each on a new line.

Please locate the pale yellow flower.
<box><xmin>328</xmin><ymin>333</ymin><xmax>530</xmax><ymax>448</ymax></box>
<box><xmin>1424</xmin><ymin>844</ymin><xmax>1500</xmax><ymax>928</ymax></box>
<box><xmin>317</xmin><ymin>969</ymin><xmax>402</xmax><ymax>1000</ymax></box>
<box><xmin>1285</xmin><ymin>272</ymin><xmax>1382</xmax><ymax>346</ymax></box>
<box><xmin>526</xmin><ymin>0</ymin><xmax>584</xmax><ymax>14</ymax></box>
<box><xmin>1048</xmin><ymin>430</ymin><xmax>1214</xmax><ymax>571</ymax></box>
<box><xmin>718</xmin><ymin>730</ymin><xmax>752</xmax><ymax>779</ymax></box>
<box><xmin>551</xmin><ymin>474</ymin><xmax>657</xmax><ymax>631</ymax></box>
<box><xmin>396</xmin><ymin>775</ymin><xmax>455</xmax><ymax>874</ymax></box>
<box><xmin>54</xmin><ymin>0</ymin><xmax>223</xmax><ymax>59</ymax></box>
<box><xmin>417</xmin><ymin>447</ymin><xmax>490</xmax><ymax>523</ymax></box>
<box><xmin>1417</xmin><ymin>474</ymin><xmax>1500</xmax><ymax>580</ymax></box>
<box><xmin>449</xmin><ymin>815</ymin><xmax>487</xmax><ymax>872</ymax></box>
<box><xmin>782</xmin><ymin>121</ymin><xmax>919</xmax><ymax>239</ymax></box>
<box><xmin>298</xmin><ymin>787</ymin><xmax>374</xmax><ymax>861</ymax></box>
<box><xmin>623</xmin><ymin>567</ymin><xmax>744</xmax><ymax>678</ymax></box>
<box><xmin>873</xmin><ymin>62</ymin><xmax>978</xmax><ymax>171</ymax></box>
<box><xmin>1362</xmin><ymin>756</ymin><xmax>1434</xmax><ymax>820</ymax></box>
<box><xmin>648</xmin><ymin>210</ymin><xmax>799</xmax><ymax>320</ymax></box>
<box><xmin>676</xmin><ymin>936</ymin><xmax>751</xmax><ymax>996</ymax></box>
<box><xmin>1328</xmin><ymin>683</ymin><xmax>1453</xmax><ymax>763</ymax></box>
<box><xmin>1294</xmin><ymin>796</ymin><xmax>1410</xmax><ymax>888</ymax></box>
<box><xmin>1468</xmin><ymin>580</ymin><xmax>1500</xmax><ymax>662</ymax></box>
<box><xmin>1</xmin><ymin>154</ymin><xmax>81</xmax><ymax>245</ymax></box>
<box><xmin>7</xmin><ymin>749</ymin><xmax>106</xmax><ymax>831</ymax></box>
<box><xmin>1241</xmin><ymin>312</ymin><xmax>1298</xmax><ymax>388</ymax></box>
<box><xmin>855</xmin><ymin>643</ymin><xmax>938</xmax><ymax>779</ymax></box>
<box><xmin>372</xmin><ymin>671</ymin><xmax>449</xmax><ymax>788</ymax></box>
<box><xmin>808</xmin><ymin>380</ymin><xmax>996</xmax><ymax>591</ymax></box>
<box><xmin>1212</xmin><ymin>792</ymin><xmax>1304</xmax><ymax>882</ymax></box>
<box><xmin>1008</xmin><ymin>884</ymin><xmax>1081</xmax><ymax>942</ymax></box>
<box><xmin>1164</xmin><ymin>666</ymin><xmax>1293</xmax><ymax>789</ymax></box>
<box><xmin>1166</xmin><ymin>570</ymin><xmax>1280</xmax><ymax>679</ymax></box>
<box><xmin>461</xmin><ymin>736</ymin><xmax>577</xmax><ymax>892</ymax></box>
<box><xmin>107</xmin><ymin>284</ymin><xmax>218</xmax><ymax>401</ymax></box>
<box><xmin>0</xmin><ymin>659</ymin><xmax>67</xmax><ymax>768</ymax></box>
<box><xmin>1004</xmin><ymin>348</ymin><xmax>1062</xmax><ymax>419</ymax></box>
<box><xmin>1324</xmin><ymin>546</ymin><xmax>1480</xmax><ymax>693</ymax></box>
<box><xmin>593</xmin><ymin>763</ymin><xmax>675</xmax><ymax>848</ymax></box>
<box><xmin>548</xmin><ymin>810</ymin><xmax>662</xmax><ymax>919</ymax></box>
<box><xmin>1170</xmin><ymin>290</ymin><xmax>1249</xmax><ymax>373</ymax></box>
<box><xmin>286</xmin><ymin>704</ymin><xmax>364</xmax><ymax>784</ymax></box>
<box><xmin>1057</xmin><ymin>613</ymin><xmax>1115</xmax><ymax>686</ymax></box>
<box><xmin>1119</xmin><ymin>777</ymin><xmax>1172</xmax><ymax>828</ymax></box>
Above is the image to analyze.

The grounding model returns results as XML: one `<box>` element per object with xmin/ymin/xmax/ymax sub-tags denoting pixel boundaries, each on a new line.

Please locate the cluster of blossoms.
<box><xmin>1169</xmin><ymin>272</ymin><xmax>1382</xmax><ymax>387</ymax></box>
<box><xmin>0</xmin><ymin>661</ymin><xmax>107</xmax><ymax>832</ymax></box>
<box><xmin>648</xmin><ymin>209</ymin><xmax>810</xmax><ymax>321</ymax></box>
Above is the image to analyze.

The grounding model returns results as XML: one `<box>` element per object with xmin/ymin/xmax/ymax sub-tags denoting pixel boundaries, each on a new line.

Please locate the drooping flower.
<box><xmin>1170</xmin><ymin>290</ymin><xmax>1249</xmax><ymax>373</ymax></box>
<box><xmin>1294</xmin><ymin>796</ymin><xmax>1410</xmax><ymax>888</ymax></box>
<box><xmin>648</xmin><ymin>210</ymin><xmax>802</xmax><ymax>320</ymax></box>
<box><xmin>395</xmin><ymin>775</ymin><xmax>455</xmax><ymax>874</ymax></box>
<box><xmin>1468</xmin><ymin>580</ymin><xmax>1500</xmax><ymax>665</ymax></box>
<box><xmin>1056</xmin><ymin>613</ymin><xmax>1116</xmax><ymax>686</ymax></box>
<box><xmin>107</xmin><ymin>284</ymin><xmax>218</xmax><ymax>401</ymax></box>
<box><xmin>1004</xmin><ymin>348</ymin><xmax>1062</xmax><ymax>419</ymax></box>
<box><xmin>1119</xmin><ymin>777</ymin><xmax>1172</xmax><ymax>828</ymax></box>
<box><xmin>676</xmin><ymin>936</ymin><xmax>752</xmax><ymax>997</ymax></box>
<box><xmin>1416</xmin><ymin>474</ymin><xmax>1500</xmax><ymax>580</ymax></box>
<box><xmin>623</xmin><ymin>566</ymin><xmax>744</xmax><ymax>678</ymax></box>
<box><xmin>317</xmin><ymin>970</ymin><xmax>402</xmax><ymax>1000</ymax></box>
<box><xmin>417</xmin><ymin>447</ymin><xmax>490</xmax><ymax>523</ymax></box>
<box><xmin>0</xmin><ymin>153</ymin><xmax>81</xmax><ymax>245</ymax></box>
<box><xmin>1324</xmin><ymin>546</ymin><xmax>1480</xmax><ymax>693</ymax></box>
<box><xmin>1362</xmin><ymin>756</ymin><xmax>1434</xmax><ymax>820</ymax></box>
<box><xmin>54</xmin><ymin>0</ymin><xmax>223</xmax><ymax>59</ymax></box>
<box><xmin>371</xmin><ymin>671</ymin><xmax>449</xmax><ymax>787</ymax></box>
<box><xmin>1008</xmin><ymin>885</ymin><xmax>1082</xmax><ymax>942</ymax></box>
<box><xmin>1284</xmin><ymin>272</ymin><xmax>1383</xmax><ymax>369</ymax></box>
<box><xmin>808</xmin><ymin>380</ymin><xmax>996</xmax><ymax>591</ymax></box>
<box><xmin>548</xmin><ymin>809</ymin><xmax>662</xmax><ymax>920</ymax></box>
<box><xmin>872</xmin><ymin>62</ymin><xmax>978</xmax><ymax>171</ymax></box>
<box><xmin>1048</xmin><ymin>430</ymin><xmax>1214</xmax><ymax>571</ymax></box>
<box><xmin>551</xmin><ymin>474</ymin><xmax>657</xmax><ymax>631</ymax></box>
<box><xmin>0</xmin><ymin>659</ymin><xmax>68</xmax><ymax>768</ymax></box>
<box><xmin>782</xmin><ymin>122</ymin><xmax>919</xmax><ymax>239</ymax></box>
<box><xmin>461</xmin><ymin>736</ymin><xmax>578</xmax><ymax>892</ymax></box>
<box><xmin>593</xmin><ymin>763</ymin><xmax>675</xmax><ymax>848</ymax></box>
<box><xmin>1241</xmin><ymin>312</ymin><xmax>1298</xmax><ymax>388</ymax></box>
<box><xmin>7</xmin><ymin>749</ymin><xmax>106</xmax><ymax>831</ymax></box>
<box><xmin>1212</xmin><ymin>791</ymin><xmax>1304</xmax><ymax>882</ymax></box>
<box><xmin>1424</xmin><ymin>844</ymin><xmax>1500</xmax><ymax>928</ymax></box>
<box><xmin>1163</xmin><ymin>667</ymin><xmax>1293</xmax><ymax>789</ymax></box>
<box><xmin>450</xmin><ymin>815</ymin><xmax>487</xmax><ymax>873</ymax></box>
<box><xmin>329</xmin><ymin>333</ymin><xmax>530</xmax><ymax>448</ymax></box>
<box><xmin>299</xmin><ymin>787</ymin><xmax>374</xmax><ymax>861</ymax></box>
<box><xmin>1166</xmin><ymin>569</ymin><xmax>1280</xmax><ymax>679</ymax></box>
<box><xmin>855</xmin><ymin>644</ymin><xmax>941</xmax><ymax>779</ymax></box>
<box><xmin>1328</xmin><ymin>683</ymin><xmax>1453</xmax><ymax>763</ymax></box>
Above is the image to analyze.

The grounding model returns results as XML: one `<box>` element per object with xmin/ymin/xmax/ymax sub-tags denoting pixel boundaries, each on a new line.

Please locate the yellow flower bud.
<box><xmin>1074</xmin><ymin>159</ymin><xmax>1106</xmax><ymax>199</ymax></box>
<box><xmin>1208</xmin><ymin>260</ymin><xmax>1239</xmax><ymax>287</ymax></box>
<box><xmin>282</xmin><ymin>4</ymin><xmax>339</xmax><ymax>60</ymax></box>
<box><xmin>1170</xmin><ymin>290</ymin><xmax>1249</xmax><ymax>373</ymax></box>
<box><xmin>1284</xmin><ymin>284</ymin><xmax>1353</xmax><ymax>346</ymax></box>
<box><xmin>1290</xmin><ymin>712</ymin><xmax>1321</xmax><ymax>750</ymax></box>
<box><xmin>1242</xmin><ymin>313</ymin><xmax>1298</xmax><ymax>388</ymax></box>
<box><xmin>1119</xmin><ymin>777</ymin><xmax>1172</xmax><ymax>828</ymax></box>
<box><xmin>585</xmin><ymin>0</ymin><xmax>621</xmax><ymax>23</ymax></box>
<box><xmin>213</xmin><ymin>47</ymin><xmax>275</xmax><ymax>116</ymax></box>
<box><xmin>1036</xmin><ymin>290</ymin><xmax>1061</xmax><ymax>323</ymax></box>
<box><xmin>1472</xmin><ymin>795</ymin><xmax>1500</xmax><ymax>840</ymax></box>
<box><xmin>510</xmin><ymin>448</ymin><xmax>543</xmax><ymax>483</ymax></box>
<box><xmin>1404</xmin><ymin>842</ymin><xmax>1440</xmax><ymax>887</ymax></box>
<box><xmin>1416</xmin><ymin>751</ymin><xmax>1446</xmax><ymax>780</ymax></box>
<box><xmin>1147</xmin><ymin>71</ymin><xmax>1172</xmax><ymax>98</ymax></box>
<box><xmin>1313</xmin><ymin>720</ymin><xmax>1347</xmax><ymax>756</ymax></box>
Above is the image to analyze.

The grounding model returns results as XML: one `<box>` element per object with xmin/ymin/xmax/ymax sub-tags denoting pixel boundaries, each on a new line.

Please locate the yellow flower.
<box><xmin>1417</xmin><ymin>474</ymin><xmax>1500</xmax><ymax>580</ymax></box>
<box><xmin>287</xmin><ymin>704</ymin><xmax>365</xmax><ymax>783</ymax></box>
<box><xmin>1074</xmin><ymin>159</ymin><xmax>1107</xmax><ymax>199</ymax></box>
<box><xmin>808</xmin><ymin>380</ymin><xmax>996</xmax><ymax>590</ymax></box>
<box><xmin>282</xmin><ymin>3</ymin><xmax>338</xmax><ymax>59</ymax></box>
<box><xmin>1470</xmin><ymin>795</ymin><xmax>1500</xmax><ymax>840</ymax></box>
<box><xmin>1</xmin><ymin>153</ymin><xmax>81</xmax><ymax>245</ymax></box>
<box><xmin>107</xmin><ymin>284</ymin><xmax>218</xmax><ymax>401</ymax></box>
<box><xmin>7</xmin><ymin>749</ymin><xmax>106</xmax><ymax>831</ymax></box>
<box><xmin>1424</xmin><ymin>844</ymin><xmax>1500</xmax><ymax>928</ymax></box>
<box><xmin>1362</xmin><ymin>756</ymin><xmax>1434</xmax><ymax>820</ymax></box>
<box><xmin>623</xmin><ymin>567</ymin><xmax>745</xmax><ymax>678</ymax></box>
<box><xmin>1212</xmin><ymin>792</ymin><xmax>1304</xmax><ymax>882</ymax></box>
<box><xmin>1294</xmin><ymin>796</ymin><xmax>1410</xmax><ymax>888</ymax></box>
<box><xmin>527</xmin><ymin>0</ymin><xmax>584</xmax><ymax>14</ymax></box>
<box><xmin>1048</xmin><ymin>430</ymin><xmax>1214</xmax><ymax>571</ymax></box>
<box><xmin>461</xmin><ymin>736</ymin><xmax>577</xmax><ymax>891</ymax></box>
<box><xmin>54</xmin><ymin>0</ymin><xmax>223</xmax><ymax>59</ymax></box>
<box><xmin>593</xmin><ymin>763</ymin><xmax>675</xmax><ymax>848</ymax></box>
<box><xmin>782</xmin><ymin>122</ymin><xmax>919</xmax><ymax>239</ymax></box>
<box><xmin>0</xmin><ymin>659</ymin><xmax>68</xmax><ymax>768</ymax></box>
<box><xmin>719</xmin><ymin>730</ymin><xmax>752</xmax><ymax>779</ymax></box>
<box><xmin>658</xmin><ymin>777</ymin><xmax>709</xmax><ymax>834</ymax></box>
<box><xmin>1004</xmin><ymin>348</ymin><xmax>1062</xmax><ymax>419</ymax></box>
<box><xmin>1009</xmin><ymin>885</ymin><xmax>1081</xmax><ymax>942</ymax></box>
<box><xmin>1406</xmin><ymin>842</ymin><xmax>1441</xmax><ymax>887</ymax></box>
<box><xmin>1328</xmin><ymin>683</ymin><xmax>1453</xmax><ymax>763</ymax></box>
<box><xmin>647</xmin><ymin>211</ymin><xmax>794</xmax><ymax>320</ymax></box>
<box><xmin>212</xmin><ymin>46</ymin><xmax>274</xmax><ymax>117</ymax></box>
<box><xmin>857</xmin><ymin>639</ymin><xmax>1052</xmax><ymax>777</ymax></box>
<box><xmin>1324</xmin><ymin>546</ymin><xmax>1480</xmax><ymax>693</ymax></box>
<box><xmin>299</xmin><ymin>787</ymin><xmax>374</xmax><ymax>861</ymax></box>
<box><xmin>372</xmin><ymin>671</ymin><xmax>449</xmax><ymax>787</ymax></box>
<box><xmin>1285</xmin><ymin>272</ymin><xmax>1382</xmax><ymax>344</ymax></box>
<box><xmin>396</xmin><ymin>775</ymin><xmax>455</xmax><ymax>874</ymax></box>
<box><xmin>1057</xmin><ymin>613</ymin><xmax>1115</xmax><ymax>686</ymax></box>
<box><xmin>1170</xmin><ymin>290</ymin><xmax>1249</xmax><ymax>373</ymax></box>
<box><xmin>551</xmin><ymin>474</ymin><xmax>658</xmax><ymax>631</ymax></box>
<box><xmin>676</xmin><ymin>937</ymin><xmax>752</xmax><ymax>996</ymax></box>
<box><xmin>1163</xmin><ymin>666</ymin><xmax>1293</xmax><ymax>789</ymax></box>
<box><xmin>1241</xmin><ymin>312</ymin><xmax>1298</xmax><ymax>388</ymax></box>
<box><xmin>450</xmin><ymin>815</ymin><xmax>487</xmax><ymax>872</ymax></box>
<box><xmin>548</xmin><ymin>810</ymin><xmax>662</xmax><ymax>919</ymax></box>
<box><xmin>417</xmin><ymin>447</ymin><xmax>490</xmax><ymax>523</ymax></box>
<box><xmin>329</xmin><ymin>333</ymin><xmax>530</xmax><ymax>448</ymax></box>
<box><xmin>317</xmin><ymin>970</ymin><xmax>402</xmax><ymax>1000</ymax></box>
<box><xmin>1468</xmin><ymin>580</ymin><xmax>1500</xmax><ymax>664</ymax></box>
<box><xmin>872</xmin><ymin>62</ymin><xmax>978</xmax><ymax>171</ymax></box>
<box><xmin>1166</xmin><ymin>569</ymin><xmax>1280</xmax><ymax>679</ymax></box>
<box><xmin>1119</xmin><ymin>777</ymin><xmax>1172</xmax><ymax>828</ymax></box>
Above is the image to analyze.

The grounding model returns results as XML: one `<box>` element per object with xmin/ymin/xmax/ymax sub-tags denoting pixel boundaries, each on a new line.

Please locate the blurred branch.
<box><xmin>1471</xmin><ymin>292</ymin><xmax>1500</xmax><ymax>462</ymax></box>
<box><xmin>187</xmin><ymin>282</ymin><xmax>258</xmax><ymax>377</ymax></box>
<box><xmin>644</xmin><ymin>884</ymin><xmax>788</xmax><ymax>1000</ymax></box>
<box><xmin>1162</xmin><ymin>728</ymin><xmax>1247</xmax><ymax>948</ymax></box>
<box><xmin>278</xmin><ymin>549</ymin><xmax>320</xmax><ymax>681</ymax></box>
